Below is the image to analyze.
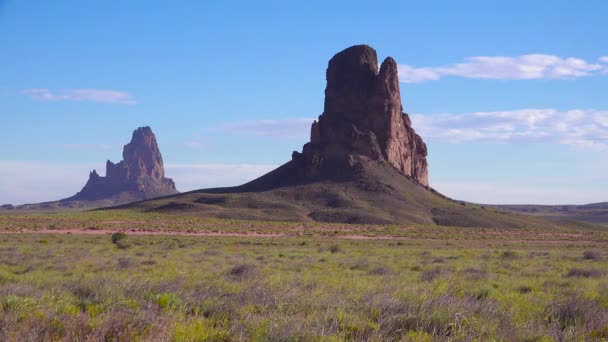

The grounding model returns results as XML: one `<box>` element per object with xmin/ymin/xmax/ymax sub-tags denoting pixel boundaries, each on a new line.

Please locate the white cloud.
<box><xmin>600</xmin><ymin>57</ymin><xmax>608</xmax><ymax>74</ymax></box>
<box><xmin>398</xmin><ymin>54</ymin><xmax>605</xmax><ymax>83</ymax></box>
<box><xmin>411</xmin><ymin>109</ymin><xmax>608</xmax><ymax>149</ymax></box>
<box><xmin>396</xmin><ymin>65</ymin><xmax>441</xmax><ymax>83</ymax></box>
<box><xmin>213</xmin><ymin>110</ymin><xmax>608</xmax><ymax>150</ymax></box>
<box><xmin>218</xmin><ymin>118</ymin><xmax>313</xmax><ymax>138</ymax></box>
<box><xmin>23</xmin><ymin>88</ymin><xmax>136</xmax><ymax>104</ymax></box>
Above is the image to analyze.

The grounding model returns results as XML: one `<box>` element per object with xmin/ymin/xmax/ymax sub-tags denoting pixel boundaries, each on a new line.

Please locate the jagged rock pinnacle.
<box><xmin>68</xmin><ymin>126</ymin><xmax>177</xmax><ymax>201</ymax></box>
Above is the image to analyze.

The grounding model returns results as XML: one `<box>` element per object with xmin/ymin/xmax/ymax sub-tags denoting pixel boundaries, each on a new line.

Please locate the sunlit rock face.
<box><xmin>293</xmin><ymin>45</ymin><xmax>429</xmax><ymax>186</ymax></box>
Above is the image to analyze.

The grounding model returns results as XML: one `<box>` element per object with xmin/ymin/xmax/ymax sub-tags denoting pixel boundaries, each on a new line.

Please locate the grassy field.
<box><xmin>1</xmin><ymin>217</ymin><xmax>608</xmax><ymax>341</ymax></box>
<box><xmin>1</xmin><ymin>209</ymin><xmax>605</xmax><ymax>239</ymax></box>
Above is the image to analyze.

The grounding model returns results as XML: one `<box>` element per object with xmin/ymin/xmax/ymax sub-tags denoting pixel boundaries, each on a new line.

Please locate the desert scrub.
<box><xmin>111</xmin><ymin>232</ymin><xmax>127</xmax><ymax>244</ymax></box>
<box><xmin>0</xmin><ymin>232</ymin><xmax>607</xmax><ymax>340</ymax></box>
<box><xmin>111</xmin><ymin>232</ymin><xmax>131</xmax><ymax>249</ymax></box>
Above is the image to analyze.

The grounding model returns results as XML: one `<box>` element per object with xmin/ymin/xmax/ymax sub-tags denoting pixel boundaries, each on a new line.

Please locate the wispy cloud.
<box><xmin>410</xmin><ymin>109</ymin><xmax>608</xmax><ymax>149</ymax></box>
<box><xmin>600</xmin><ymin>57</ymin><xmax>608</xmax><ymax>74</ymax></box>
<box><xmin>398</xmin><ymin>55</ymin><xmax>606</xmax><ymax>83</ymax></box>
<box><xmin>217</xmin><ymin>118</ymin><xmax>313</xmax><ymax>138</ymax></box>
<box><xmin>183</xmin><ymin>141</ymin><xmax>203</xmax><ymax>149</ymax></box>
<box><xmin>23</xmin><ymin>88</ymin><xmax>136</xmax><ymax>104</ymax></box>
<box><xmin>215</xmin><ymin>109</ymin><xmax>608</xmax><ymax>150</ymax></box>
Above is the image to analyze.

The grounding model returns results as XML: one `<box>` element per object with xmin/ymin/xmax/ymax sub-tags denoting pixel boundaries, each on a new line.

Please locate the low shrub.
<box><xmin>500</xmin><ymin>250</ymin><xmax>518</xmax><ymax>259</ymax></box>
<box><xmin>583</xmin><ymin>250</ymin><xmax>601</xmax><ymax>260</ymax></box>
<box><xmin>517</xmin><ymin>285</ymin><xmax>533</xmax><ymax>294</ymax></box>
<box><xmin>368</xmin><ymin>267</ymin><xmax>392</xmax><ymax>276</ymax></box>
<box><xmin>111</xmin><ymin>233</ymin><xmax>127</xmax><ymax>244</ymax></box>
<box><xmin>567</xmin><ymin>268</ymin><xmax>603</xmax><ymax>278</ymax></box>
<box><xmin>227</xmin><ymin>264</ymin><xmax>257</xmax><ymax>280</ymax></box>
<box><xmin>116</xmin><ymin>240</ymin><xmax>131</xmax><ymax>250</ymax></box>
<box><xmin>420</xmin><ymin>268</ymin><xmax>442</xmax><ymax>282</ymax></box>
<box><xmin>546</xmin><ymin>297</ymin><xmax>608</xmax><ymax>338</ymax></box>
<box><xmin>462</xmin><ymin>268</ymin><xmax>487</xmax><ymax>279</ymax></box>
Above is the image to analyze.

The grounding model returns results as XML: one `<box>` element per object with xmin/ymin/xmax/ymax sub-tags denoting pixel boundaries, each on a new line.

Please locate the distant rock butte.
<box><xmin>292</xmin><ymin>45</ymin><xmax>429</xmax><ymax>186</ymax></box>
<box><xmin>67</xmin><ymin>126</ymin><xmax>177</xmax><ymax>201</ymax></box>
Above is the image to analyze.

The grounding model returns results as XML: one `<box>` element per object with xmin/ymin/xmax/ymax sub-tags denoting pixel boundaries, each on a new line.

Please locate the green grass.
<box><xmin>1</xmin><ymin>232</ymin><xmax>607</xmax><ymax>340</ymax></box>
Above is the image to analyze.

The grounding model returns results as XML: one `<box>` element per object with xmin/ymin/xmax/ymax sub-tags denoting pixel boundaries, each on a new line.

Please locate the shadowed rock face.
<box><xmin>67</xmin><ymin>127</ymin><xmax>177</xmax><ymax>201</ymax></box>
<box><xmin>293</xmin><ymin>45</ymin><xmax>429</xmax><ymax>186</ymax></box>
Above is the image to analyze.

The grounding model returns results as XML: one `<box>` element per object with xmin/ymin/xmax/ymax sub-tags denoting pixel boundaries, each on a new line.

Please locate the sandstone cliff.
<box><xmin>292</xmin><ymin>45</ymin><xmax>429</xmax><ymax>185</ymax></box>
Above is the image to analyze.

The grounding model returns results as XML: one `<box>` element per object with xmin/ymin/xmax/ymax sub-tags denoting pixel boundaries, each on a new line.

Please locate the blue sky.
<box><xmin>1</xmin><ymin>0</ymin><xmax>607</xmax><ymax>205</ymax></box>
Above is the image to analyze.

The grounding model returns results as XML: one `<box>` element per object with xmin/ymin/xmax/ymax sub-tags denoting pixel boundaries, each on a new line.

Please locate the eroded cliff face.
<box><xmin>69</xmin><ymin>126</ymin><xmax>177</xmax><ymax>201</ymax></box>
<box><xmin>293</xmin><ymin>45</ymin><xmax>429</xmax><ymax>186</ymax></box>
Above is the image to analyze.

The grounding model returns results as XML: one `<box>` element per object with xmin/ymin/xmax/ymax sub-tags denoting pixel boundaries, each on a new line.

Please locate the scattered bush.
<box><xmin>545</xmin><ymin>297</ymin><xmax>608</xmax><ymax>338</ymax></box>
<box><xmin>329</xmin><ymin>244</ymin><xmax>341</xmax><ymax>253</ymax></box>
<box><xmin>583</xmin><ymin>250</ymin><xmax>601</xmax><ymax>260</ymax></box>
<box><xmin>469</xmin><ymin>288</ymin><xmax>490</xmax><ymax>300</ymax></box>
<box><xmin>462</xmin><ymin>268</ymin><xmax>488</xmax><ymax>279</ymax></box>
<box><xmin>116</xmin><ymin>240</ymin><xmax>131</xmax><ymax>250</ymax></box>
<box><xmin>227</xmin><ymin>264</ymin><xmax>257</xmax><ymax>280</ymax></box>
<box><xmin>117</xmin><ymin>258</ymin><xmax>133</xmax><ymax>269</ymax></box>
<box><xmin>567</xmin><ymin>268</ymin><xmax>603</xmax><ymax>278</ymax></box>
<box><xmin>420</xmin><ymin>268</ymin><xmax>442</xmax><ymax>282</ymax></box>
<box><xmin>368</xmin><ymin>267</ymin><xmax>392</xmax><ymax>276</ymax></box>
<box><xmin>529</xmin><ymin>251</ymin><xmax>550</xmax><ymax>257</ymax></box>
<box><xmin>111</xmin><ymin>232</ymin><xmax>127</xmax><ymax>244</ymax></box>
<box><xmin>517</xmin><ymin>285</ymin><xmax>533</xmax><ymax>294</ymax></box>
<box><xmin>500</xmin><ymin>250</ymin><xmax>518</xmax><ymax>259</ymax></box>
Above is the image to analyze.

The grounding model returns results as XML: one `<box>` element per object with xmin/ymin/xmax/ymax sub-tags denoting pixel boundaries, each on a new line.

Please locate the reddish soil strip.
<box><xmin>0</xmin><ymin>229</ymin><xmax>604</xmax><ymax>244</ymax></box>
<box><xmin>0</xmin><ymin>229</ymin><xmax>284</xmax><ymax>238</ymax></box>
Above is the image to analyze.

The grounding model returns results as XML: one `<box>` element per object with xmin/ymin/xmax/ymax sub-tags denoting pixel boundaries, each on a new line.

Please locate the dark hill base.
<box><xmin>115</xmin><ymin>158</ymin><xmax>559</xmax><ymax>228</ymax></box>
<box><xmin>4</xmin><ymin>191</ymin><xmax>163</xmax><ymax>213</ymax></box>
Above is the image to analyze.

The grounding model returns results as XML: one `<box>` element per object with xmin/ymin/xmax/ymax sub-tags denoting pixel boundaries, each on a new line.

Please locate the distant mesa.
<box><xmin>5</xmin><ymin>126</ymin><xmax>178</xmax><ymax>211</ymax></box>
<box><xmin>65</xmin><ymin>126</ymin><xmax>178</xmax><ymax>202</ymax></box>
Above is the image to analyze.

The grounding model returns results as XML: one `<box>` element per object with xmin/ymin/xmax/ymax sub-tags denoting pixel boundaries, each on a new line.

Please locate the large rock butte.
<box><xmin>292</xmin><ymin>45</ymin><xmax>429</xmax><ymax>186</ymax></box>
<box><xmin>67</xmin><ymin>126</ymin><xmax>177</xmax><ymax>201</ymax></box>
